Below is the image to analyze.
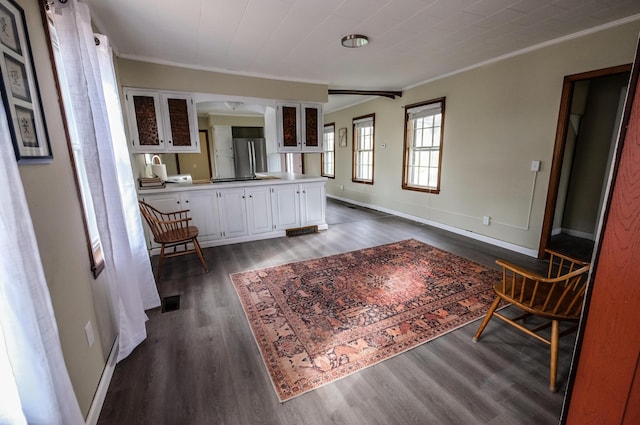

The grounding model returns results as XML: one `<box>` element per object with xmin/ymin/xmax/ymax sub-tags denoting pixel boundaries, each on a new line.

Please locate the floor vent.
<box><xmin>161</xmin><ymin>295</ymin><xmax>181</xmax><ymax>313</ymax></box>
<box><xmin>286</xmin><ymin>225</ymin><xmax>318</xmax><ymax>237</ymax></box>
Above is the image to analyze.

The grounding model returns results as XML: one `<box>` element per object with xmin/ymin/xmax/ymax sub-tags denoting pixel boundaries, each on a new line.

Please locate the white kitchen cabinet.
<box><xmin>275</xmin><ymin>102</ymin><xmax>323</xmax><ymax>153</ymax></box>
<box><xmin>124</xmin><ymin>88</ymin><xmax>200</xmax><ymax>153</ymax></box>
<box><xmin>216</xmin><ymin>188</ymin><xmax>248</xmax><ymax>239</ymax></box>
<box><xmin>139</xmin><ymin>176</ymin><xmax>327</xmax><ymax>251</ymax></box>
<box><xmin>271</xmin><ymin>181</ymin><xmax>325</xmax><ymax>230</ymax></box>
<box><xmin>271</xmin><ymin>184</ymin><xmax>301</xmax><ymax>230</ymax></box>
<box><xmin>246</xmin><ymin>186</ymin><xmax>273</xmax><ymax>235</ymax></box>
<box><xmin>299</xmin><ymin>182</ymin><xmax>326</xmax><ymax>227</ymax></box>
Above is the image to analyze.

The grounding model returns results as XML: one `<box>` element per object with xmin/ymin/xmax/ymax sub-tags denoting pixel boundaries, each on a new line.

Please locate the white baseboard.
<box><xmin>327</xmin><ymin>194</ymin><xmax>539</xmax><ymax>257</ymax></box>
<box><xmin>85</xmin><ymin>336</ymin><xmax>118</xmax><ymax>425</ymax></box>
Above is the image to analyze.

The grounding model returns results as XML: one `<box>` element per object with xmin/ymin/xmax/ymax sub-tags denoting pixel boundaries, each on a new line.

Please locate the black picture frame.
<box><xmin>0</xmin><ymin>0</ymin><xmax>51</xmax><ymax>163</ymax></box>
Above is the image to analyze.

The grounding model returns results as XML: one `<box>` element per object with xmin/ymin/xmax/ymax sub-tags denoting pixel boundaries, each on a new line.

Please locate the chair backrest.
<box><xmin>138</xmin><ymin>201</ymin><xmax>191</xmax><ymax>241</ymax></box>
<box><xmin>495</xmin><ymin>249</ymin><xmax>590</xmax><ymax>320</ymax></box>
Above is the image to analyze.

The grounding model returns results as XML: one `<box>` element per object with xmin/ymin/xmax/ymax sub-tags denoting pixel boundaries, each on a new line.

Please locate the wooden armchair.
<box><xmin>473</xmin><ymin>249</ymin><xmax>590</xmax><ymax>391</ymax></box>
<box><xmin>138</xmin><ymin>201</ymin><xmax>208</xmax><ymax>281</ymax></box>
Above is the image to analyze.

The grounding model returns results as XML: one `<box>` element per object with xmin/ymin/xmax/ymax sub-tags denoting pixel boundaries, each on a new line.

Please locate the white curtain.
<box><xmin>53</xmin><ymin>0</ymin><xmax>160</xmax><ymax>361</ymax></box>
<box><xmin>0</xmin><ymin>105</ymin><xmax>84</xmax><ymax>423</ymax></box>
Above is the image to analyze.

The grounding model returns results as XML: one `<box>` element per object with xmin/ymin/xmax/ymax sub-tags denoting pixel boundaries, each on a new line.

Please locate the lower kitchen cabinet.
<box><xmin>246</xmin><ymin>186</ymin><xmax>273</xmax><ymax>235</ymax></box>
<box><xmin>271</xmin><ymin>181</ymin><xmax>326</xmax><ymax>230</ymax></box>
<box><xmin>216</xmin><ymin>188</ymin><xmax>248</xmax><ymax>239</ymax></box>
<box><xmin>139</xmin><ymin>178</ymin><xmax>326</xmax><ymax>251</ymax></box>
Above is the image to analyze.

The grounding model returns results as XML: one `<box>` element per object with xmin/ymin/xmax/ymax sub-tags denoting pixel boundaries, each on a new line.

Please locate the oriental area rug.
<box><xmin>230</xmin><ymin>239</ymin><xmax>501</xmax><ymax>402</ymax></box>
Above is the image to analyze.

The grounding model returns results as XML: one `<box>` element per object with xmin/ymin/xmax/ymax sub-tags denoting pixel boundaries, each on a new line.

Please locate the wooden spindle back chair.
<box><xmin>138</xmin><ymin>201</ymin><xmax>208</xmax><ymax>281</ymax></box>
<box><xmin>473</xmin><ymin>249</ymin><xmax>590</xmax><ymax>391</ymax></box>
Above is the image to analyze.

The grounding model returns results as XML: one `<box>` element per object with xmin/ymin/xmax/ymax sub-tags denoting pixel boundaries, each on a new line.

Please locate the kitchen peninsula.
<box><xmin>138</xmin><ymin>172</ymin><xmax>327</xmax><ymax>252</ymax></box>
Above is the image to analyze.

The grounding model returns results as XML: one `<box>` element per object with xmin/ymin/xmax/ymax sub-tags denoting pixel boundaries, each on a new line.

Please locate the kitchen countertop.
<box><xmin>138</xmin><ymin>172</ymin><xmax>327</xmax><ymax>195</ymax></box>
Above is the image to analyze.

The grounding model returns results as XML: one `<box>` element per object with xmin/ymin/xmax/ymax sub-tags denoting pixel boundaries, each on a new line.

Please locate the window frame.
<box><xmin>42</xmin><ymin>6</ymin><xmax>104</xmax><ymax>278</ymax></box>
<box><xmin>352</xmin><ymin>113</ymin><xmax>375</xmax><ymax>185</ymax></box>
<box><xmin>321</xmin><ymin>122</ymin><xmax>335</xmax><ymax>178</ymax></box>
<box><xmin>402</xmin><ymin>98</ymin><xmax>445</xmax><ymax>194</ymax></box>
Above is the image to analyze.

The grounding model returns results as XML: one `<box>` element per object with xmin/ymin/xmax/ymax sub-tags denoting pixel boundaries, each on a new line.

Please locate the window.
<box><xmin>402</xmin><ymin>98</ymin><xmax>445</xmax><ymax>193</ymax></box>
<box><xmin>322</xmin><ymin>123</ymin><xmax>335</xmax><ymax>178</ymax></box>
<box><xmin>45</xmin><ymin>11</ymin><xmax>104</xmax><ymax>277</ymax></box>
<box><xmin>352</xmin><ymin>114</ymin><xmax>375</xmax><ymax>184</ymax></box>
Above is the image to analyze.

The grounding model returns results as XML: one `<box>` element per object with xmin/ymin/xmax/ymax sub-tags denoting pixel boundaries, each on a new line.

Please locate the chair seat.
<box><xmin>155</xmin><ymin>226</ymin><xmax>199</xmax><ymax>244</ymax></box>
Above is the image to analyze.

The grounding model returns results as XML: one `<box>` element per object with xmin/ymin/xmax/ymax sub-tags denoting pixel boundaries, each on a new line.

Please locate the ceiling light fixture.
<box><xmin>341</xmin><ymin>34</ymin><xmax>369</xmax><ymax>48</ymax></box>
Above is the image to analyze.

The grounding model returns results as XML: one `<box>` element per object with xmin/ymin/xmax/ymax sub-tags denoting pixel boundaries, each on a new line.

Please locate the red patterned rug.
<box><xmin>230</xmin><ymin>239</ymin><xmax>500</xmax><ymax>401</ymax></box>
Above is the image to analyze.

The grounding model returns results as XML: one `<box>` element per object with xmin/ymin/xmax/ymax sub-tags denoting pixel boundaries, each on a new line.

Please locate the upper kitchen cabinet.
<box><xmin>275</xmin><ymin>102</ymin><xmax>323</xmax><ymax>153</ymax></box>
<box><xmin>124</xmin><ymin>88</ymin><xmax>200</xmax><ymax>153</ymax></box>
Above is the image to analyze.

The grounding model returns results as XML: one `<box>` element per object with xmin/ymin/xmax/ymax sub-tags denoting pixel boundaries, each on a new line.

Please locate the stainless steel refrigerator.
<box><xmin>233</xmin><ymin>138</ymin><xmax>267</xmax><ymax>178</ymax></box>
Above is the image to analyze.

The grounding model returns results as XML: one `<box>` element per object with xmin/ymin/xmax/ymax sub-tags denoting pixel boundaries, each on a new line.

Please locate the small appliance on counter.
<box><xmin>165</xmin><ymin>174</ymin><xmax>192</xmax><ymax>184</ymax></box>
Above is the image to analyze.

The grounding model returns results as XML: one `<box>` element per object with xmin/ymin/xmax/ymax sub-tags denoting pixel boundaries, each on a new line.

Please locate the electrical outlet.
<box><xmin>483</xmin><ymin>216</ymin><xmax>491</xmax><ymax>225</ymax></box>
<box><xmin>531</xmin><ymin>160</ymin><xmax>541</xmax><ymax>172</ymax></box>
<box><xmin>340</xmin><ymin>185</ymin><xmax>344</xmax><ymax>191</ymax></box>
<box><xmin>85</xmin><ymin>321</ymin><xmax>95</xmax><ymax>348</ymax></box>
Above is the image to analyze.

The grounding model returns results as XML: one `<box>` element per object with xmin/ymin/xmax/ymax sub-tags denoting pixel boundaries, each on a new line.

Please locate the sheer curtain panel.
<box><xmin>53</xmin><ymin>0</ymin><xmax>160</xmax><ymax>361</ymax></box>
<box><xmin>0</xmin><ymin>102</ymin><xmax>84</xmax><ymax>424</ymax></box>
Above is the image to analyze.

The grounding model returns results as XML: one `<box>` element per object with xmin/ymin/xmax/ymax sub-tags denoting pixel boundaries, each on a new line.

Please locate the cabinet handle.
<box><xmin>185</xmin><ymin>200</ymin><xmax>189</xmax><ymax>203</ymax></box>
<box><xmin>242</xmin><ymin>195</ymin><xmax>245</xmax><ymax>199</ymax></box>
<box><xmin>160</xmin><ymin>139</ymin><xmax>164</xmax><ymax>144</ymax></box>
<box><xmin>249</xmin><ymin>195</ymin><xmax>253</xmax><ymax>198</ymax></box>
<box><xmin>168</xmin><ymin>140</ymin><xmax>172</xmax><ymax>144</ymax></box>
<box><xmin>303</xmin><ymin>190</ymin><xmax>306</xmax><ymax>194</ymax></box>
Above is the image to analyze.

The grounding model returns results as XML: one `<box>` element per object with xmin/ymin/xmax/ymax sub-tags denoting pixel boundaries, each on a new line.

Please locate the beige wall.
<box><xmin>562</xmin><ymin>72</ymin><xmax>630</xmax><ymax>236</ymax></box>
<box><xmin>324</xmin><ymin>20</ymin><xmax>640</xmax><ymax>253</ymax></box>
<box><xmin>15</xmin><ymin>0</ymin><xmax>115</xmax><ymax>417</ymax></box>
<box><xmin>117</xmin><ymin>58</ymin><xmax>328</xmax><ymax>103</ymax></box>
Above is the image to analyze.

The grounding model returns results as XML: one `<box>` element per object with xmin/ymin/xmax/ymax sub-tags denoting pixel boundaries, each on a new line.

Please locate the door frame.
<box><xmin>538</xmin><ymin>64</ymin><xmax>632</xmax><ymax>258</ymax></box>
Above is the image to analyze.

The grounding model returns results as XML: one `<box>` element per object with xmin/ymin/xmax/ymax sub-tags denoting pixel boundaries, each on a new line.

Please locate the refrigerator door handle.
<box><xmin>249</xmin><ymin>140</ymin><xmax>255</xmax><ymax>176</ymax></box>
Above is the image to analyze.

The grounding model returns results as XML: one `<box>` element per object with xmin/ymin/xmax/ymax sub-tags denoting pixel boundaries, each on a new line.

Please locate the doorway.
<box><xmin>539</xmin><ymin>65</ymin><xmax>631</xmax><ymax>260</ymax></box>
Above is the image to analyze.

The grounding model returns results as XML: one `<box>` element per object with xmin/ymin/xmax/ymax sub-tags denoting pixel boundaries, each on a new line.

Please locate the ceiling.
<box><xmin>84</xmin><ymin>0</ymin><xmax>640</xmax><ymax>113</ymax></box>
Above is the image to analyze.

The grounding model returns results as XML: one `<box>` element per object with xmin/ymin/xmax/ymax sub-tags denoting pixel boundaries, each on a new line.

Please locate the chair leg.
<box><xmin>473</xmin><ymin>295</ymin><xmax>501</xmax><ymax>342</ymax></box>
<box><xmin>549</xmin><ymin>319</ymin><xmax>559</xmax><ymax>392</ymax></box>
<box><xmin>157</xmin><ymin>244</ymin><xmax>166</xmax><ymax>282</ymax></box>
<box><xmin>192</xmin><ymin>238</ymin><xmax>208</xmax><ymax>272</ymax></box>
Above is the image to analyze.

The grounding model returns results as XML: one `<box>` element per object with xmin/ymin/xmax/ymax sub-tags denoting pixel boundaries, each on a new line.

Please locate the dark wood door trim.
<box><xmin>538</xmin><ymin>64</ymin><xmax>632</xmax><ymax>259</ymax></box>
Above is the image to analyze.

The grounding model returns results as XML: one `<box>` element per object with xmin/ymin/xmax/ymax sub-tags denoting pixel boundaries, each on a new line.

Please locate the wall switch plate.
<box><xmin>85</xmin><ymin>321</ymin><xmax>95</xmax><ymax>348</ymax></box>
<box><xmin>531</xmin><ymin>160</ymin><xmax>541</xmax><ymax>172</ymax></box>
<box><xmin>483</xmin><ymin>216</ymin><xmax>490</xmax><ymax>225</ymax></box>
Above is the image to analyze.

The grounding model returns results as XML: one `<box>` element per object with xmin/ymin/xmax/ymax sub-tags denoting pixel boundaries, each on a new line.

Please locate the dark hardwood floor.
<box><xmin>97</xmin><ymin>198</ymin><xmax>574</xmax><ymax>425</ymax></box>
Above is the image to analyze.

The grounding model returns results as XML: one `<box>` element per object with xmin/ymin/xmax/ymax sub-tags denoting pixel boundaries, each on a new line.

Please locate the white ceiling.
<box><xmin>84</xmin><ymin>0</ymin><xmax>640</xmax><ymax>113</ymax></box>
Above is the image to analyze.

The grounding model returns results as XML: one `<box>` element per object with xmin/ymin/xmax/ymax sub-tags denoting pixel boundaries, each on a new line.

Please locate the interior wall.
<box><xmin>562</xmin><ymin>73</ymin><xmax>630</xmax><ymax>238</ymax></box>
<box><xmin>14</xmin><ymin>0</ymin><xmax>115</xmax><ymax>417</ymax></box>
<box><xmin>324</xmin><ymin>20</ymin><xmax>640</xmax><ymax>253</ymax></box>
<box><xmin>552</xmin><ymin>81</ymin><xmax>591</xmax><ymax>233</ymax></box>
<box><xmin>117</xmin><ymin>58</ymin><xmax>328</xmax><ymax>103</ymax></box>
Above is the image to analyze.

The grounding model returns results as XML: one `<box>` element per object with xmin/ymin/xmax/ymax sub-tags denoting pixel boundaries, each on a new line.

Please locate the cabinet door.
<box><xmin>246</xmin><ymin>186</ymin><xmax>273</xmax><ymax>235</ymax></box>
<box><xmin>125</xmin><ymin>89</ymin><xmax>165</xmax><ymax>153</ymax></box>
<box><xmin>301</xmin><ymin>104</ymin><xmax>323</xmax><ymax>152</ymax></box>
<box><xmin>271</xmin><ymin>185</ymin><xmax>300</xmax><ymax>230</ymax></box>
<box><xmin>161</xmin><ymin>92</ymin><xmax>200</xmax><ymax>153</ymax></box>
<box><xmin>182</xmin><ymin>190</ymin><xmax>221</xmax><ymax>241</ymax></box>
<box><xmin>218</xmin><ymin>188</ymin><xmax>248</xmax><ymax>238</ymax></box>
<box><xmin>300</xmin><ymin>182</ymin><xmax>326</xmax><ymax>226</ymax></box>
<box><xmin>276</xmin><ymin>103</ymin><xmax>301</xmax><ymax>152</ymax></box>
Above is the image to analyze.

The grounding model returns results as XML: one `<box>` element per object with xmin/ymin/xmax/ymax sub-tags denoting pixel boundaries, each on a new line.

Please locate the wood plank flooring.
<box><xmin>97</xmin><ymin>198</ymin><xmax>573</xmax><ymax>425</ymax></box>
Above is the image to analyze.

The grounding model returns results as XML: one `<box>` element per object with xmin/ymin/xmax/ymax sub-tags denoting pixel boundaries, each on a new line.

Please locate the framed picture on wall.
<box><xmin>338</xmin><ymin>127</ymin><xmax>347</xmax><ymax>147</ymax></box>
<box><xmin>0</xmin><ymin>0</ymin><xmax>52</xmax><ymax>163</ymax></box>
